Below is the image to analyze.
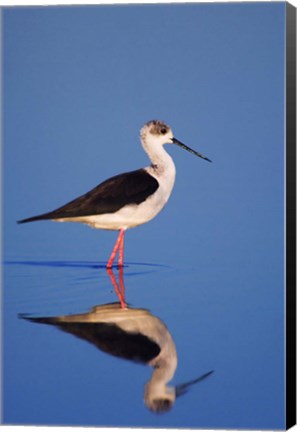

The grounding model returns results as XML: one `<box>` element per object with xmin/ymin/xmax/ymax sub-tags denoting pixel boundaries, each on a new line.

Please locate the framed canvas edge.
<box><xmin>286</xmin><ymin>1</ymin><xmax>297</xmax><ymax>430</ymax></box>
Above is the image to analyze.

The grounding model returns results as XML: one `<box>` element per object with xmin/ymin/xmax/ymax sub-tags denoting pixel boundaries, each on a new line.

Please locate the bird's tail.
<box><xmin>17</xmin><ymin>212</ymin><xmax>54</xmax><ymax>224</ymax></box>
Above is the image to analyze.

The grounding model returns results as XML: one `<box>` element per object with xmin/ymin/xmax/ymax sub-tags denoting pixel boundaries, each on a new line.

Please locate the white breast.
<box><xmin>55</xmin><ymin>158</ymin><xmax>176</xmax><ymax>231</ymax></box>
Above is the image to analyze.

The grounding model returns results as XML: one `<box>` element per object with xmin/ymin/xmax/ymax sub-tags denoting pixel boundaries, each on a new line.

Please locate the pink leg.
<box><xmin>118</xmin><ymin>267</ymin><xmax>125</xmax><ymax>302</ymax></box>
<box><xmin>106</xmin><ymin>229</ymin><xmax>124</xmax><ymax>269</ymax></box>
<box><xmin>118</xmin><ymin>230</ymin><xmax>125</xmax><ymax>267</ymax></box>
<box><xmin>106</xmin><ymin>267</ymin><xmax>127</xmax><ymax>309</ymax></box>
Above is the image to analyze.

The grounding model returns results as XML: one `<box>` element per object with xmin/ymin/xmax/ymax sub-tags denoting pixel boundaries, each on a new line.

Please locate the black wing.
<box><xmin>21</xmin><ymin>316</ymin><xmax>161</xmax><ymax>363</ymax></box>
<box><xmin>18</xmin><ymin>168</ymin><xmax>159</xmax><ymax>223</ymax></box>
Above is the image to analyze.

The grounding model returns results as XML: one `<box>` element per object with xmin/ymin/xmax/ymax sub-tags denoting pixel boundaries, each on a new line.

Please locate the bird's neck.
<box><xmin>144</xmin><ymin>345</ymin><xmax>177</xmax><ymax>407</ymax></box>
<box><xmin>142</xmin><ymin>139</ymin><xmax>176</xmax><ymax>179</ymax></box>
<box><xmin>148</xmin><ymin>328</ymin><xmax>178</xmax><ymax>384</ymax></box>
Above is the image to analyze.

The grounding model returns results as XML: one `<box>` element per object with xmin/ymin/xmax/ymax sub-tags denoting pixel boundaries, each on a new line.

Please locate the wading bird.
<box><xmin>20</xmin><ymin>292</ymin><xmax>213</xmax><ymax>414</ymax></box>
<box><xmin>18</xmin><ymin>120</ymin><xmax>211</xmax><ymax>268</ymax></box>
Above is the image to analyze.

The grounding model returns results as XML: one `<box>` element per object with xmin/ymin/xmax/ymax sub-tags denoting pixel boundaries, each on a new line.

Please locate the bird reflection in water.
<box><xmin>106</xmin><ymin>267</ymin><xmax>127</xmax><ymax>309</ymax></box>
<box><xmin>21</xmin><ymin>268</ymin><xmax>213</xmax><ymax>414</ymax></box>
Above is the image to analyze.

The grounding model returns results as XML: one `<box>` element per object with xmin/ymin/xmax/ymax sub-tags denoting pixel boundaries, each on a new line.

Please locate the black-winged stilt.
<box><xmin>18</xmin><ymin>120</ymin><xmax>211</xmax><ymax>268</ymax></box>
<box><xmin>20</xmin><ymin>278</ymin><xmax>213</xmax><ymax>414</ymax></box>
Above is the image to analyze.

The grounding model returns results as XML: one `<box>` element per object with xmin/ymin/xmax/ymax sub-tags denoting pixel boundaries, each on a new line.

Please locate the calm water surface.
<box><xmin>3</xmin><ymin>251</ymin><xmax>285</xmax><ymax>429</ymax></box>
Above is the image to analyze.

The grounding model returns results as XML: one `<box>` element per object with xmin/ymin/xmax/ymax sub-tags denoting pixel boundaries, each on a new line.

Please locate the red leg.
<box><xmin>118</xmin><ymin>266</ymin><xmax>125</xmax><ymax>302</ymax></box>
<box><xmin>106</xmin><ymin>229</ymin><xmax>124</xmax><ymax>269</ymax></box>
<box><xmin>106</xmin><ymin>267</ymin><xmax>127</xmax><ymax>309</ymax></box>
<box><xmin>118</xmin><ymin>229</ymin><xmax>125</xmax><ymax>267</ymax></box>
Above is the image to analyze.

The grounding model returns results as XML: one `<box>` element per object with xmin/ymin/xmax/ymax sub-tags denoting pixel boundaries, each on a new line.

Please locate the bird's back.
<box><xmin>18</xmin><ymin>168</ymin><xmax>159</xmax><ymax>224</ymax></box>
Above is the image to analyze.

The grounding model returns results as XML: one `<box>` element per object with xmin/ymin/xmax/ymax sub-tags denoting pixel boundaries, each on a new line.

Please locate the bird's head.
<box><xmin>144</xmin><ymin>381</ymin><xmax>176</xmax><ymax>414</ymax></box>
<box><xmin>140</xmin><ymin>120</ymin><xmax>212</xmax><ymax>162</ymax></box>
<box><xmin>141</xmin><ymin>120</ymin><xmax>174</xmax><ymax>147</ymax></box>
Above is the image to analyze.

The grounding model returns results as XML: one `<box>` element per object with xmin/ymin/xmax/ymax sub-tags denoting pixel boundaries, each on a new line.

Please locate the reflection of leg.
<box><xmin>107</xmin><ymin>229</ymin><xmax>124</xmax><ymax>269</ymax></box>
<box><xmin>118</xmin><ymin>266</ymin><xmax>125</xmax><ymax>302</ymax></box>
<box><xmin>118</xmin><ymin>229</ymin><xmax>125</xmax><ymax>267</ymax></box>
<box><xmin>106</xmin><ymin>267</ymin><xmax>126</xmax><ymax>309</ymax></box>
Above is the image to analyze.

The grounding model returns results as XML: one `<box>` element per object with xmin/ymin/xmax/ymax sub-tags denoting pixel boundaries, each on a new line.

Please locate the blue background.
<box><xmin>3</xmin><ymin>2</ymin><xmax>286</xmax><ymax>429</ymax></box>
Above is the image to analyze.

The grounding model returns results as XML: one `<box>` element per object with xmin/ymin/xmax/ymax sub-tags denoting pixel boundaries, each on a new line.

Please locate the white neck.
<box><xmin>142</xmin><ymin>135</ymin><xmax>176</xmax><ymax>177</ymax></box>
<box><xmin>144</xmin><ymin>340</ymin><xmax>177</xmax><ymax>408</ymax></box>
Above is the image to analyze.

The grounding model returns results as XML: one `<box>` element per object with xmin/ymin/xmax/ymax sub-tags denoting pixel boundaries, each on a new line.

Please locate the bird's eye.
<box><xmin>161</xmin><ymin>127</ymin><xmax>167</xmax><ymax>134</ymax></box>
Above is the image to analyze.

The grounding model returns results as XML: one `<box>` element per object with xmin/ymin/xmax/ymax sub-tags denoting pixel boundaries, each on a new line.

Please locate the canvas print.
<box><xmin>2</xmin><ymin>1</ymin><xmax>296</xmax><ymax>430</ymax></box>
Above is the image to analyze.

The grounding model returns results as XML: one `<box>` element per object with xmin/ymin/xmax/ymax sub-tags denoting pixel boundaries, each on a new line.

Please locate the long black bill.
<box><xmin>172</xmin><ymin>137</ymin><xmax>212</xmax><ymax>163</ymax></box>
<box><xmin>175</xmin><ymin>370</ymin><xmax>214</xmax><ymax>397</ymax></box>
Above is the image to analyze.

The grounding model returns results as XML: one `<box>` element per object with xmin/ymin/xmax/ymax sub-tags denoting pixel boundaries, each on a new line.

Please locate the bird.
<box><xmin>18</xmin><ymin>120</ymin><xmax>211</xmax><ymax>268</ymax></box>
<box><xmin>20</xmin><ymin>285</ymin><xmax>214</xmax><ymax>414</ymax></box>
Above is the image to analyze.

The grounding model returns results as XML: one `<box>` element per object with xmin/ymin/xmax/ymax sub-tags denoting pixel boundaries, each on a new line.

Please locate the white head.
<box><xmin>143</xmin><ymin>370</ymin><xmax>214</xmax><ymax>414</ymax></box>
<box><xmin>144</xmin><ymin>381</ymin><xmax>176</xmax><ymax>414</ymax></box>
<box><xmin>141</xmin><ymin>120</ymin><xmax>173</xmax><ymax>147</ymax></box>
<box><xmin>140</xmin><ymin>120</ymin><xmax>212</xmax><ymax>163</ymax></box>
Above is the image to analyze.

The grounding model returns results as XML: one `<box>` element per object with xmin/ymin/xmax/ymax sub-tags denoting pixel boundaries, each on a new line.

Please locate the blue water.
<box><xmin>3</xmin><ymin>248</ymin><xmax>285</xmax><ymax>428</ymax></box>
<box><xmin>3</xmin><ymin>2</ymin><xmax>286</xmax><ymax>429</ymax></box>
